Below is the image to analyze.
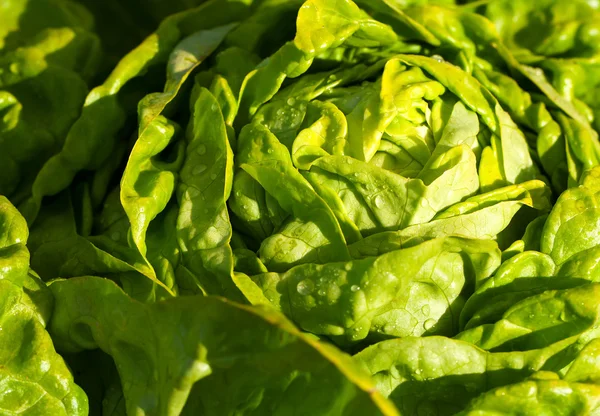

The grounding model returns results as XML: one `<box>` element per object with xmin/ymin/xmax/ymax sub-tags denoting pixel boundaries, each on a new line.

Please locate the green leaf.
<box><xmin>48</xmin><ymin>276</ymin><xmax>399</xmax><ymax>416</ymax></box>
<box><xmin>246</xmin><ymin>237</ymin><xmax>499</xmax><ymax>345</ymax></box>
<box><xmin>0</xmin><ymin>196</ymin><xmax>87</xmax><ymax>415</ymax></box>
<box><xmin>354</xmin><ymin>336</ymin><xmax>554</xmax><ymax>416</ymax></box>
<box><xmin>176</xmin><ymin>86</ymin><xmax>240</xmax><ymax>299</ymax></box>
<box><xmin>457</xmin><ymin>377</ymin><xmax>600</xmax><ymax>415</ymax></box>
<box><xmin>541</xmin><ymin>166</ymin><xmax>600</xmax><ymax>265</ymax></box>
<box><xmin>455</xmin><ymin>283</ymin><xmax>600</xmax><ymax>352</ymax></box>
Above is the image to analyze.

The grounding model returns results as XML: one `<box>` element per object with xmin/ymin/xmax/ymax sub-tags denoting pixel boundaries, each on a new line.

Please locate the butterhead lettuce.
<box><xmin>2</xmin><ymin>0</ymin><xmax>600</xmax><ymax>415</ymax></box>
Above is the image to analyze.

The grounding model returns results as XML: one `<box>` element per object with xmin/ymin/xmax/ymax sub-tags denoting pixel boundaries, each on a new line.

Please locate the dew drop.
<box><xmin>431</xmin><ymin>54</ymin><xmax>445</xmax><ymax>63</ymax></box>
<box><xmin>327</xmin><ymin>285</ymin><xmax>341</xmax><ymax>302</ymax></box>
<box><xmin>344</xmin><ymin>263</ymin><xmax>352</xmax><ymax>271</ymax></box>
<box><xmin>350</xmin><ymin>285</ymin><xmax>360</xmax><ymax>292</ymax></box>
<box><xmin>384</xmin><ymin>323</ymin><xmax>397</xmax><ymax>333</ymax></box>
<box><xmin>193</xmin><ymin>164</ymin><xmax>207</xmax><ymax>175</ymax></box>
<box><xmin>196</xmin><ymin>144</ymin><xmax>207</xmax><ymax>155</ymax></box>
<box><xmin>374</xmin><ymin>195</ymin><xmax>384</xmax><ymax>208</ymax></box>
<box><xmin>210</xmin><ymin>173</ymin><xmax>217</xmax><ymax>180</ymax></box>
<box><xmin>423</xmin><ymin>319</ymin><xmax>436</xmax><ymax>331</ymax></box>
<box><xmin>559</xmin><ymin>310</ymin><xmax>569</xmax><ymax>322</ymax></box>
<box><xmin>318</xmin><ymin>289</ymin><xmax>326</xmax><ymax>296</ymax></box>
<box><xmin>267</xmin><ymin>148</ymin><xmax>274</xmax><ymax>154</ymax></box>
<box><xmin>188</xmin><ymin>187</ymin><xmax>200</xmax><ymax>198</ymax></box>
<box><xmin>286</xmin><ymin>97</ymin><xmax>296</xmax><ymax>106</ymax></box>
<box><xmin>297</xmin><ymin>279</ymin><xmax>315</xmax><ymax>295</ymax></box>
<box><xmin>9</xmin><ymin>63</ymin><xmax>18</xmax><ymax>74</ymax></box>
<box><xmin>421</xmin><ymin>304</ymin><xmax>430</xmax><ymax>316</ymax></box>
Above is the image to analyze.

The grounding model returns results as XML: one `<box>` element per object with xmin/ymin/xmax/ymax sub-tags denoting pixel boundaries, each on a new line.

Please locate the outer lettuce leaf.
<box><xmin>0</xmin><ymin>1</ymin><xmax>101</xmax><ymax>201</ymax></box>
<box><xmin>458</xmin><ymin>376</ymin><xmax>600</xmax><ymax>415</ymax></box>
<box><xmin>541</xmin><ymin>166</ymin><xmax>600</xmax><ymax>265</ymax></box>
<box><xmin>21</xmin><ymin>0</ymin><xmax>252</xmax><ymax>223</ymax></box>
<box><xmin>48</xmin><ymin>276</ymin><xmax>399</xmax><ymax>416</ymax></box>
<box><xmin>0</xmin><ymin>196</ymin><xmax>87</xmax><ymax>415</ymax></box>
<box><xmin>354</xmin><ymin>336</ymin><xmax>565</xmax><ymax>416</ymax></box>
<box><xmin>27</xmin><ymin>187</ymin><xmax>178</xmax><ymax>302</ymax></box>
<box><xmin>0</xmin><ymin>0</ymin><xmax>94</xmax><ymax>51</ymax></box>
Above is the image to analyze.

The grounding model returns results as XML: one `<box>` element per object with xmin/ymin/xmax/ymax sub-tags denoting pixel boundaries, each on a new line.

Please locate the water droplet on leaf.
<box><xmin>423</xmin><ymin>319</ymin><xmax>436</xmax><ymax>331</ymax></box>
<box><xmin>193</xmin><ymin>164</ymin><xmax>207</xmax><ymax>175</ymax></box>
<box><xmin>297</xmin><ymin>279</ymin><xmax>315</xmax><ymax>295</ymax></box>
<box><xmin>559</xmin><ymin>310</ymin><xmax>569</xmax><ymax>322</ymax></box>
<box><xmin>327</xmin><ymin>284</ymin><xmax>341</xmax><ymax>301</ymax></box>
